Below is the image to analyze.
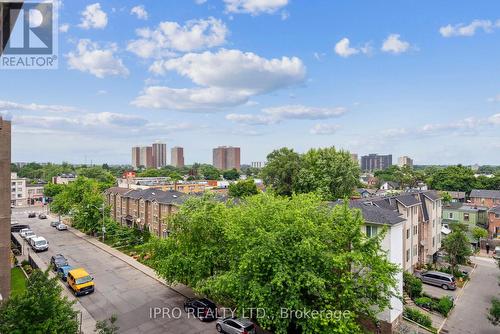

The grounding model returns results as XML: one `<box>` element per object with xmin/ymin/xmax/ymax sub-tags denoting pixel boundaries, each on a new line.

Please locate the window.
<box><xmin>432</xmin><ymin>219</ymin><xmax>435</xmax><ymax>227</ymax></box>
<box><xmin>463</xmin><ymin>213</ymin><xmax>469</xmax><ymax>222</ymax></box>
<box><xmin>496</xmin><ymin>214</ymin><xmax>500</xmax><ymax>219</ymax></box>
<box><xmin>406</xmin><ymin>249</ymin><xmax>410</xmax><ymax>262</ymax></box>
<box><xmin>432</xmin><ymin>237</ymin><xmax>435</xmax><ymax>247</ymax></box>
<box><xmin>406</xmin><ymin>228</ymin><xmax>410</xmax><ymax>239</ymax></box>
<box><xmin>449</xmin><ymin>212</ymin><xmax>453</xmax><ymax>219</ymax></box>
<box><xmin>366</xmin><ymin>226</ymin><xmax>378</xmax><ymax>237</ymax></box>
<box><xmin>413</xmin><ymin>225</ymin><xmax>418</xmax><ymax>235</ymax></box>
<box><xmin>413</xmin><ymin>245</ymin><xmax>417</xmax><ymax>256</ymax></box>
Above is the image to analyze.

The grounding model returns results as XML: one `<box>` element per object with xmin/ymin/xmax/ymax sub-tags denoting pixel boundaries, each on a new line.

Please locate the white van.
<box><xmin>30</xmin><ymin>237</ymin><xmax>49</xmax><ymax>252</ymax></box>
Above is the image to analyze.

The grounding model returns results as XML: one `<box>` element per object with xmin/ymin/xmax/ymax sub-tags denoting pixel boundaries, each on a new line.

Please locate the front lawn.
<box><xmin>10</xmin><ymin>267</ymin><xmax>27</xmax><ymax>298</ymax></box>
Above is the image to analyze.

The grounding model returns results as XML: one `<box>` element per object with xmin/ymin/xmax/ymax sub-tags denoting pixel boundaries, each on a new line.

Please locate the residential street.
<box><xmin>13</xmin><ymin>208</ymin><xmax>216</xmax><ymax>334</ymax></box>
<box><xmin>443</xmin><ymin>256</ymin><xmax>499</xmax><ymax>334</ymax></box>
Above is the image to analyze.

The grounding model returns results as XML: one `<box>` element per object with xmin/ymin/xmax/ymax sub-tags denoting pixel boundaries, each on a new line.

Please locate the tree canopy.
<box><xmin>143</xmin><ymin>193</ymin><xmax>399</xmax><ymax>334</ymax></box>
<box><xmin>223</xmin><ymin>168</ymin><xmax>240</xmax><ymax>180</ymax></box>
<box><xmin>0</xmin><ymin>269</ymin><xmax>78</xmax><ymax>334</ymax></box>
<box><xmin>228</xmin><ymin>178</ymin><xmax>259</xmax><ymax>198</ymax></box>
<box><xmin>442</xmin><ymin>229</ymin><xmax>472</xmax><ymax>270</ymax></box>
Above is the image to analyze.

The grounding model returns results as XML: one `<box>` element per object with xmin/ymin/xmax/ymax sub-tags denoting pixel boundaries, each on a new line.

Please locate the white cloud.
<box><xmin>132</xmin><ymin>86</ymin><xmax>250</xmax><ymax>110</ymax></box>
<box><xmin>262</xmin><ymin>105</ymin><xmax>346</xmax><ymax>119</ymax></box>
<box><xmin>310</xmin><ymin>124</ymin><xmax>340</xmax><ymax>135</ymax></box>
<box><xmin>224</xmin><ymin>0</ymin><xmax>288</xmax><ymax>15</ymax></box>
<box><xmin>226</xmin><ymin>105</ymin><xmax>347</xmax><ymax>125</ymax></box>
<box><xmin>150</xmin><ymin>49</ymin><xmax>306</xmax><ymax>93</ymax></box>
<box><xmin>78</xmin><ymin>3</ymin><xmax>108</xmax><ymax>30</ymax></box>
<box><xmin>67</xmin><ymin>39</ymin><xmax>129</xmax><ymax>78</ymax></box>
<box><xmin>419</xmin><ymin>117</ymin><xmax>482</xmax><ymax>134</ymax></box>
<box><xmin>0</xmin><ymin>100</ymin><xmax>77</xmax><ymax>113</ymax></box>
<box><xmin>281</xmin><ymin>10</ymin><xmax>290</xmax><ymax>20</ymax></box>
<box><xmin>195</xmin><ymin>0</ymin><xmax>207</xmax><ymax>4</ymax></box>
<box><xmin>439</xmin><ymin>19</ymin><xmax>500</xmax><ymax>37</ymax></box>
<box><xmin>127</xmin><ymin>17</ymin><xmax>228</xmax><ymax>59</ymax></box>
<box><xmin>381</xmin><ymin>128</ymin><xmax>409</xmax><ymax>138</ymax></box>
<box><xmin>59</xmin><ymin>23</ymin><xmax>70</xmax><ymax>33</ymax></box>
<box><xmin>138</xmin><ymin>49</ymin><xmax>306</xmax><ymax>111</ymax></box>
<box><xmin>130</xmin><ymin>5</ymin><xmax>148</xmax><ymax>20</ymax></box>
<box><xmin>489</xmin><ymin>113</ymin><xmax>500</xmax><ymax>125</ymax></box>
<box><xmin>487</xmin><ymin>94</ymin><xmax>500</xmax><ymax>102</ymax></box>
<box><xmin>381</xmin><ymin>34</ymin><xmax>411</xmax><ymax>54</ymax></box>
<box><xmin>334</xmin><ymin>38</ymin><xmax>358</xmax><ymax>57</ymax></box>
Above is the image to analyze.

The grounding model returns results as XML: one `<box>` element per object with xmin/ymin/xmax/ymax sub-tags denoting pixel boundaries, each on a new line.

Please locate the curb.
<box><xmin>66</xmin><ymin>225</ymin><xmax>192</xmax><ymax>299</ymax></box>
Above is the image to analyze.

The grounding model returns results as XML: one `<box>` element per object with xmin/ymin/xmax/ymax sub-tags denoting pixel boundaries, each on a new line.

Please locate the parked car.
<box><xmin>50</xmin><ymin>221</ymin><xmax>60</xmax><ymax>227</ymax></box>
<box><xmin>67</xmin><ymin>268</ymin><xmax>95</xmax><ymax>296</ymax></box>
<box><xmin>56</xmin><ymin>223</ymin><xmax>68</xmax><ymax>231</ymax></box>
<box><xmin>184</xmin><ymin>298</ymin><xmax>218</xmax><ymax>321</ymax></box>
<box><xmin>11</xmin><ymin>224</ymin><xmax>29</xmax><ymax>233</ymax></box>
<box><xmin>494</xmin><ymin>246</ymin><xmax>500</xmax><ymax>260</ymax></box>
<box><xmin>30</xmin><ymin>236</ymin><xmax>49</xmax><ymax>252</ymax></box>
<box><xmin>216</xmin><ymin>317</ymin><xmax>256</xmax><ymax>334</ymax></box>
<box><xmin>28</xmin><ymin>212</ymin><xmax>36</xmax><ymax>218</ymax></box>
<box><xmin>50</xmin><ymin>254</ymin><xmax>69</xmax><ymax>271</ymax></box>
<box><xmin>22</xmin><ymin>230</ymin><xmax>36</xmax><ymax>240</ymax></box>
<box><xmin>25</xmin><ymin>233</ymin><xmax>38</xmax><ymax>243</ymax></box>
<box><xmin>57</xmin><ymin>265</ymin><xmax>74</xmax><ymax>281</ymax></box>
<box><xmin>416</xmin><ymin>270</ymin><xmax>456</xmax><ymax>290</ymax></box>
<box><xmin>38</xmin><ymin>213</ymin><xmax>47</xmax><ymax>219</ymax></box>
<box><xmin>19</xmin><ymin>228</ymin><xmax>32</xmax><ymax>238</ymax></box>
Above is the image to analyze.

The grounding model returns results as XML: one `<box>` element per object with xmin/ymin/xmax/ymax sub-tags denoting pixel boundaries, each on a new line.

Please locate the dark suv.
<box><xmin>184</xmin><ymin>298</ymin><xmax>217</xmax><ymax>321</ymax></box>
<box><xmin>50</xmin><ymin>254</ymin><xmax>69</xmax><ymax>271</ymax></box>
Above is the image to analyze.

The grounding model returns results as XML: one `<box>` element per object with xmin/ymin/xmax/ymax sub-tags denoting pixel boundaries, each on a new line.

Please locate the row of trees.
<box><xmin>261</xmin><ymin>147</ymin><xmax>360</xmax><ymax>200</ymax></box>
<box><xmin>374</xmin><ymin>164</ymin><xmax>500</xmax><ymax>193</ymax></box>
<box><xmin>143</xmin><ymin>194</ymin><xmax>399</xmax><ymax>333</ymax></box>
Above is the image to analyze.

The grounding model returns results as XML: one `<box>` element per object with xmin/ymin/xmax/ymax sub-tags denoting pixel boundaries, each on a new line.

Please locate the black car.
<box><xmin>38</xmin><ymin>213</ymin><xmax>47</xmax><ymax>219</ymax></box>
<box><xmin>28</xmin><ymin>212</ymin><xmax>36</xmax><ymax>218</ymax></box>
<box><xmin>50</xmin><ymin>221</ymin><xmax>60</xmax><ymax>227</ymax></box>
<box><xmin>50</xmin><ymin>254</ymin><xmax>69</xmax><ymax>271</ymax></box>
<box><xmin>184</xmin><ymin>298</ymin><xmax>218</xmax><ymax>321</ymax></box>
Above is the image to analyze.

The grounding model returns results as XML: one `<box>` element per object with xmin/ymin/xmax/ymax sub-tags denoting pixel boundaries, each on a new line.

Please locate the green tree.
<box><xmin>198</xmin><ymin>164</ymin><xmax>221</xmax><ymax>180</ymax></box>
<box><xmin>76</xmin><ymin>166</ymin><xmax>116</xmax><ymax>189</ymax></box>
<box><xmin>488</xmin><ymin>298</ymin><xmax>500</xmax><ymax>326</ymax></box>
<box><xmin>472</xmin><ymin>227</ymin><xmax>488</xmax><ymax>246</ymax></box>
<box><xmin>228</xmin><ymin>179</ymin><xmax>259</xmax><ymax>198</ymax></box>
<box><xmin>44</xmin><ymin>182</ymin><xmax>65</xmax><ymax>198</ymax></box>
<box><xmin>223</xmin><ymin>168</ymin><xmax>240</xmax><ymax>180</ymax></box>
<box><xmin>441</xmin><ymin>191</ymin><xmax>453</xmax><ymax>204</ymax></box>
<box><xmin>261</xmin><ymin>147</ymin><xmax>301</xmax><ymax>196</ymax></box>
<box><xmin>295</xmin><ymin>147</ymin><xmax>360</xmax><ymax>200</ymax></box>
<box><xmin>145</xmin><ymin>194</ymin><xmax>399</xmax><ymax>334</ymax></box>
<box><xmin>0</xmin><ymin>269</ymin><xmax>78</xmax><ymax>334</ymax></box>
<box><xmin>95</xmin><ymin>314</ymin><xmax>119</xmax><ymax>334</ymax></box>
<box><xmin>425</xmin><ymin>165</ymin><xmax>476</xmax><ymax>192</ymax></box>
<box><xmin>442</xmin><ymin>230</ymin><xmax>472</xmax><ymax>271</ymax></box>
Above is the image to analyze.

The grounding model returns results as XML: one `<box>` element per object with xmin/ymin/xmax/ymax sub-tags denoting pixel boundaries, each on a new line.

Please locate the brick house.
<box><xmin>105</xmin><ymin>187</ymin><xmax>188</xmax><ymax>238</ymax></box>
<box><xmin>488</xmin><ymin>206</ymin><xmax>500</xmax><ymax>238</ymax></box>
<box><xmin>469</xmin><ymin>189</ymin><xmax>500</xmax><ymax>209</ymax></box>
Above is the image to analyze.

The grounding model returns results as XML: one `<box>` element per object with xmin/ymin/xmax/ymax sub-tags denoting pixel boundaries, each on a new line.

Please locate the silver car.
<box><xmin>216</xmin><ymin>317</ymin><xmax>256</xmax><ymax>334</ymax></box>
<box><xmin>56</xmin><ymin>223</ymin><xmax>68</xmax><ymax>231</ymax></box>
<box><xmin>417</xmin><ymin>270</ymin><xmax>456</xmax><ymax>290</ymax></box>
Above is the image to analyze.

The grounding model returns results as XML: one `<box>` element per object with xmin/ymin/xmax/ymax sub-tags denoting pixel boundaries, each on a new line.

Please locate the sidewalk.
<box><xmin>68</xmin><ymin>227</ymin><xmax>197</xmax><ymax>299</ymax></box>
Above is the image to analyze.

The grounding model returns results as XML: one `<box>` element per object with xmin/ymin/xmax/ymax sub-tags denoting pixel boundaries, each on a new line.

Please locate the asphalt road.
<box><xmin>13</xmin><ymin>207</ymin><xmax>217</xmax><ymax>334</ymax></box>
<box><xmin>443</xmin><ymin>256</ymin><xmax>500</xmax><ymax>334</ymax></box>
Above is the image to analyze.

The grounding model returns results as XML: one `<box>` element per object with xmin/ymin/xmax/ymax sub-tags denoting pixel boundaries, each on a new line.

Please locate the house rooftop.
<box><xmin>470</xmin><ymin>189</ymin><xmax>500</xmax><ymax>200</ymax></box>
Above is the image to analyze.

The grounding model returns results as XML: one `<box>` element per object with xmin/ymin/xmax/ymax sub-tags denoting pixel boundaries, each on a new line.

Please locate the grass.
<box><xmin>10</xmin><ymin>267</ymin><xmax>27</xmax><ymax>298</ymax></box>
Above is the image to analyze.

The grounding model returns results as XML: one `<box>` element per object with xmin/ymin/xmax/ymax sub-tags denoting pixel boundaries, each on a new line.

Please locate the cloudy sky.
<box><xmin>2</xmin><ymin>0</ymin><xmax>500</xmax><ymax>165</ymax></box>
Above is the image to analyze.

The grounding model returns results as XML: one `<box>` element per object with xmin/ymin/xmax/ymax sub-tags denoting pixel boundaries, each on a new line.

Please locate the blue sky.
<box><xmin>1</xmin><ymin>0</ymin><xmax>500</xmax><ymax>165</ymax></box>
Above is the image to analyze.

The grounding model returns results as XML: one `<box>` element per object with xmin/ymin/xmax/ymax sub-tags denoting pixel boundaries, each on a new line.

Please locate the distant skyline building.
<box><xmin>398</xmin><ymin>156</ymin><xmax>414</xmax><ymax>168</ymax></box>
<box><xmin>350</xmin><ymin>153</ymin><xmax>359</xmax><ymax>165</ymax></box>
<box><xmin>0</xmin><ymin>117</ymin><xmax>11</xmax><ymax>299</ymax></box>
<box><xmin>152</xmin><ymin>142</ymin><xmax>167</xmax><ymax>168</ymax></box>
<box><xmin>213</xmin><ymin>146</ymin><xmax>241</xmax><ymax>171</ymax></box>
<box><xmin>171</xmin><ymin>147</ymin><xmax>185</xmax><ymax>168</ymax></box>
<box><xmin>361</xmin><ymin>154</ymin><xmax>392</xmax><ymax>171</ymax></box>
<box><xmin>131</xmin><ymin>147</ymin><xmax>140</xmax><ymax>168</ymax></box>
<box><xmin>251</xmin><ymin>161</ymin><xmax>266</xmax><ymax>168</ymax></box>
<box><xmin>139</xmin><ymin>146</ymin><xmax>154</xmax><ymax>169</ymax></box>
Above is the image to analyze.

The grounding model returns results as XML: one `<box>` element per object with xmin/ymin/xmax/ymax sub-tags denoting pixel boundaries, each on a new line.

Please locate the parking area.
<box><xmin>421</xmin><ymin>282</ymin><xmax>459</xmax><ymax>300</ymax></box>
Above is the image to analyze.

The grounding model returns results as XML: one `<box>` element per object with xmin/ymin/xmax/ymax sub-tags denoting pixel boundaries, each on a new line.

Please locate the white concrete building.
<box><xmin>10</xmin><ymin>173</ymin><xmax>27</xmax><ymax>207</ymax></box>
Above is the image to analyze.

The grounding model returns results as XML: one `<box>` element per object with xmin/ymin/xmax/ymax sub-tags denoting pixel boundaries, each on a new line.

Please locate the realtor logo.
<box><xmin>0</xmin><ymin>0</ymin><xmax>58</xmax><ymax>69</ymax></box>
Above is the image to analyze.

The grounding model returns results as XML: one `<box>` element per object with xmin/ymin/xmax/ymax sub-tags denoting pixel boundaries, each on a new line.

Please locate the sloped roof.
<box><xmin>395</xmin><ymin>194</ymin><xmax>420</xmax><ymax>207</ymax></box>
<box><xmin>419</xmin><ymin>193</ymin><xmax>429</xmax><ymax>222</ymax></box>
<box><xmin>489</xmin><ymin>206</ymin><xmax>500</xmax><ymax>214</ymax></box>
<box><xmin>106</xmin><ymin>187</ymin><xmax>132</xmax><ymax>195</ymax></box>
<box><xmin>330</xmin><ymin>200</ymin><xmax>405</xmax><ymax>226</ymax></box>
<box><xmin>470</xmin><ymin>189</ymin><xmax>500</xmax><ymax>199</ymax></box>
<box><xmin>422</xmin><ymin>190</ymin><xmax>441</xmax><ymax>201</ymax></box>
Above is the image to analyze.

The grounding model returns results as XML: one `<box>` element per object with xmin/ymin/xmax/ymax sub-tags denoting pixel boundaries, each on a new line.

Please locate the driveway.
<box><xmin>13</xmin><ymin>208</ymin><xmax>217</xmax><ymax>334</ymax></box>
<box><xmin>422</xmin><ymin>282</ymin><xmax>458</xmax><ymax>300</ymax></box>
<box><xmin>442</xmin><ymin>256</ymin><xmax>499</xmax><ymax>334</ymax></box>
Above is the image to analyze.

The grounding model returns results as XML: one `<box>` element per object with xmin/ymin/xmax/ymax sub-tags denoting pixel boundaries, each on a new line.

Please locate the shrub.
<box><xmin>415</xmin><ymin>297</ymin><xmax>433</xmax><ymax>309</ymax></box>
<box><xmin>488</xmin><ymin>298</ymin><xmax>500</xmax><ymax>326</ymax></box>
<box><xmin>20</xmin><ymin>259</ymin><xmax>29</xmax><ymax>267</ymax></box>
<box><xmin>403</xmin><ymin>272</ymin><xmax>423</xmax><ymax>299</ymax></box>
<box><xmin>403</xmin><ymin>307</ymin><xmax>433</xmax><ymax>328</ymax></box>
<box><xmin>436</xmin><ymin>296</ymin><xmax>454</xmax><ymax>316</ymax></box>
